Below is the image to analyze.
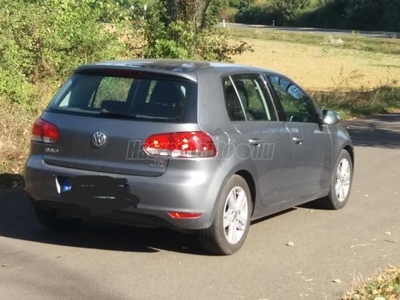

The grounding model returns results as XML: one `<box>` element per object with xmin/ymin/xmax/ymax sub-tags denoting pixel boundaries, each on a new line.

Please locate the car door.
<box><xmin>223</xmin><ymin>74</ymin><xmax>296</xmax><ymax>206</ymax></box>
<box><xmin>266</xmin><ymin>74</ymin><xmax>333</xmax><ymax>200</ymax></box>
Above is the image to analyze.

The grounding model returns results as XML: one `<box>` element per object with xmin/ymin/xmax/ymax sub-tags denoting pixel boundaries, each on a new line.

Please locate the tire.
<box><xmin>317</xmin><ymin>149</ymin><xmax>353</xmax><ymax>210</ymax></box>
<box><xmin>35</xmin><ymin>206</ymin><xmax>82</xmax><ymax>230</ymax></box>
<box><xmin>198</xmin><ymin>175</ymin><xmax>252</xmax><ymax>255</ymax></box>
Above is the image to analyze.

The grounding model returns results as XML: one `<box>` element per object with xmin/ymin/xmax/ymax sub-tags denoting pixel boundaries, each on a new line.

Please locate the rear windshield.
<box><xmin>48</xmin><ymin>72</ymin><xmax>197</xmax><ymax>123</ymax></box>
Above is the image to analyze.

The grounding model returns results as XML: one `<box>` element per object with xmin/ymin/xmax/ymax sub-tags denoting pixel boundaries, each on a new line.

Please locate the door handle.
<box><xmin>292</xmin><ymin>137</ymin><xmax>303</xmax><ymax>144</ymax></box>
<box><xmin>248</xmin><ymin>138</ymin><xmax>262</xmax><ymax>146</ymax></box>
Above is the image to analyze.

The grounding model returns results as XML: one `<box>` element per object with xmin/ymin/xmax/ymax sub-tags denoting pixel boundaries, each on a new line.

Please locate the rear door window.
<box><xmin>223</xmin><ymin>74</ymin><xmax>277</xmax><ymax>121</ymax></box>
<box><xmin>49</xmin><ymin>72</ymin><xmax>196</xmax><ymax>123</ymax></box>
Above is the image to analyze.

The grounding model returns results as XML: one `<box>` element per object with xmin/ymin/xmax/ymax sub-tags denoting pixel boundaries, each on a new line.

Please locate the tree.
<box><xmin>163</xmin><ymin>0</ymin><xmax>212</xmax><ymax>29</ymax></box>
<box><xmin>270</xmin><ymin>0</ymin><xmax>310</xmax><ymax>24</ymax></box>
<box><xmin>136</xmin><ymin>0</ymin><xmax>252</xmax><ymax>61</ymax></box>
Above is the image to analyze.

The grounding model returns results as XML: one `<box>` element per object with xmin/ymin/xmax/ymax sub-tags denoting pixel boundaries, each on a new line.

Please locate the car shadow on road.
<box><xmin>344</xmin><ymin>113</ymin><xmax>400</xmax><ymax>148</ymax></box>
<box><xmin>0</xmin><ymin>188</ymin><xmax>209</xmax><ymax>256</ymax></box>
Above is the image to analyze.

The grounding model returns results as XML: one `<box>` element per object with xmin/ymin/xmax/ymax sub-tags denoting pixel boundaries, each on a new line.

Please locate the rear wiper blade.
<box><xmin>99</xmin><ymin>109</ymin><xmax>138</xmax><ymax>119</ymax></box>
<box><xmin>99</xmin><ymin>109</ymin><xmax>171</xmax><ymax>121</ymax></box>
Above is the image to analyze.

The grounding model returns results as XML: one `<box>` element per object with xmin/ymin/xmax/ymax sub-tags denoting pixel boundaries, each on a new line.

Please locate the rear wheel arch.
<box><xmin>235</xmin><ymin>170</ymin><xmax>256</xmax><ymax>217</ymax></box>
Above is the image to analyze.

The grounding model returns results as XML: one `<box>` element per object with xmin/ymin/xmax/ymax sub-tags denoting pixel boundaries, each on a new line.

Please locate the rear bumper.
<box><xmin>24</xmin><ymin>155</ymin><xmax>226</xmax><ymax>230</ymax></box>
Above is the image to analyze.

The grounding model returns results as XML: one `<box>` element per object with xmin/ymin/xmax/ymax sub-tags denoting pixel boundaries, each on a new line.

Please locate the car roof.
<box><xmin>75</xmin><ymin>59</ymin><xmax>280</xmax><ymax>82</ymax></box>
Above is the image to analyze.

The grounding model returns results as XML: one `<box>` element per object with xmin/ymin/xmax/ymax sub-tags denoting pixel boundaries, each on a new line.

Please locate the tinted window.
<box><xmin>49</xmin><ymin>73</ymin><xmax>196</xmax><ymax>123</ymax></box>
<box><xmin>223</xmin><ymin>74</ymin><xmax>277</xmax><ymax>121</ymax></box>
<box><xmin>268</xmin><ymin>75</ymin><xmax>318</xmax><ymax>123</ymax></box>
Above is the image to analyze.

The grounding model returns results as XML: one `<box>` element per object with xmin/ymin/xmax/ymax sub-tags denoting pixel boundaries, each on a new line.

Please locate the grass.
<box><xmin>229</xmin><ymin>27</ymin><xmax>400</xmax><ymax>119</ymax></box>
<box><xmin>341</xmin><ymin>266</ymin><xmax>400</xmax><ymax>300</ymax></box>
<box><xmin>0</xmin><ymin>27</ymin><xmax>399</xmax><ymax>298</ymax></box>
<box><xmin>222</xmin><ymin>27</ymin><xmax>400</xmax><ymax>55</ymax></box>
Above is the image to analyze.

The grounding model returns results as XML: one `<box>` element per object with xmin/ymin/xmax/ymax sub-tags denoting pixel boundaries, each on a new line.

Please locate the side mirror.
<box><xmin>322</xmin><ymin>109</ymin><xmax>340</xmax><ymax>125</ymax></box>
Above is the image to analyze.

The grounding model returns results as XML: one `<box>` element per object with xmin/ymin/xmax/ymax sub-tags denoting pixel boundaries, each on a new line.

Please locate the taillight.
<box><xmin>31</xmin><ymin>118</ymin><xmax>59</xmax><ymax>143</ymax></box>
<box><xmin>144</xmin><ymin>131</ymin><xmax>216</xmax><ymax>158</ymax></box>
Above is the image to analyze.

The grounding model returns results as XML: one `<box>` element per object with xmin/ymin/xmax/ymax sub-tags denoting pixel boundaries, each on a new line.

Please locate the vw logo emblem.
<box><xmin>92</xmin><ymin>131</ymin><xmax>107</xmax><ymax>147</ymax></box>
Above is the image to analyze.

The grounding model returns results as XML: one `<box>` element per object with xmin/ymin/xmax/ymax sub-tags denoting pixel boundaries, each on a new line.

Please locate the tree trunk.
<box><xmin>165</xmin><ymin>0</ymin><xmax>212</xmax><ymax>29</ymax></box>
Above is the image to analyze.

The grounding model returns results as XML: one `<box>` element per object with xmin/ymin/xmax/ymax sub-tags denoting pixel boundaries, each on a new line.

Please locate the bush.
<box><xmin>0</xmin><ymin>0</ymin><xmax>253</xmax><ymax>175</ymax></box>
<box><xmin>0</xmin><ymin>0</ymin><xmax>129</xmax><ymax>175</ymax></box>
<box><xmin>0</xmin><ymin>0</ymin><xmax>127</xmax><ymax>105</ymax></box>
<box><xmin>136</xmin><ymin>3</ymin><xmax>252</xmax><ymax>62</ymax></box>
<box><xmin>235</xmin><ymin>5</ymin><xmax>276</xmax><ymax>25</ymax></box>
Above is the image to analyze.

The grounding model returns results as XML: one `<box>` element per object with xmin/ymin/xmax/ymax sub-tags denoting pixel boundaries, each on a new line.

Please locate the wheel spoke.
<box><xmin>227</xmin><ymin>190</ymin><xmax>236</xmax><ymax>209</ymax></box>
<box><xmin>236</xmin><ymin>215</ymin><xmax>247</xmax><ymax>231</ymax></box>
<box><xmin>223</xmin><ymin>214</ymin><xmax>234</xmax><ymax>228</ymax></box>
<box><xmin>335</xmin><ymin>182</ymin><xmax>341</xmax><ymax>196</ymax></box>
<box><xmin>336</xmin><ymin>166</ymin><xmax>342</xmax><ymax>178</ymax></box>
<box><xmin>235</xmin><ymin>190</ymin><xmax>246</xmax><ymax>211</ymax></box>
<box><xmin>343</xmin><ymin>173</ymin><xmax>351</xmax><ymax>182</ymax></box>
<box><xmin>340</xmin><ymin>186</ymin><xmax>346</xmax><ymax>200</ymax></box>
<box><xmin>227</xmin><ymin>222</ymin><xmax>236</xmax><ymax>242</ymax></box>
<box><xmin>341</xmin><ymin>159</ymin><xmax>349</xmax><ymax>176</ymax></box>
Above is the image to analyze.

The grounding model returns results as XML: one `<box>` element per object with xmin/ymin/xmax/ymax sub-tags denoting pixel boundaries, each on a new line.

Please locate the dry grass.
<box><xmin>232</xmin><ymin>36</ymin><xmax>400</xmax><ymax>119</ymax></box>
<box><xmin>341</xmin><ymin>266</ymin><xmax>400</xmax><ymax>300</ymax></box>
<box><xmin>0</xmin><ymin>81</ymin><xmax>54</xmax><ymax>180</ymax></box>
<box><xmin>232</xmin><ymin>37</ymin><xmax>400</xmax><ymax>91</ymax></box>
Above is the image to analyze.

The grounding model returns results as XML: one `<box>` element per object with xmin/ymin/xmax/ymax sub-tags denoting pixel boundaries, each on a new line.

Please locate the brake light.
<box><xmin>144</xmin><ymin>131</ymin><xmax>216</xmax><ymax>158</ymax></box>
<box><xmin>168</xmin><ymin>212</ymin><xmax>202</xmax><ymax>219</ymax></box>
<box><xmin>32</xmin><ymin>118</ymin><xmax>59</xmax><ymax>143</ymax></box>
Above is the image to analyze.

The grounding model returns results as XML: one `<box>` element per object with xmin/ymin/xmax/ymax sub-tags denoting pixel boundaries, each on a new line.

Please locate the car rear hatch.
<box><xmin>36</xmin><ymin>65</ymin><xmax>199</xmax><ymax>177</ymax></box>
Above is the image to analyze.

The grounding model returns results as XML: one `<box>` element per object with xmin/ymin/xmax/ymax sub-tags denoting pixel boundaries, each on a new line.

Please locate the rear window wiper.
<box><xmin>99</xmin><ymin>109</ymin><xmax>171</xmax><ymax>121</ymax></box>
<box><xmin>99</xmin><ymin>109</ymin><xmax>138</xmax><ymax>119</ymax></box>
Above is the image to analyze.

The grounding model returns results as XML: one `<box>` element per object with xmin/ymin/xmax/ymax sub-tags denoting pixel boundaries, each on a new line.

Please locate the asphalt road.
<box><xmin>219</xmin><ymin>22</ymin><xmax>399</xmax><ymax>39</ymax></box>
<box><xmin>1</xmin><ymin>114</ymin><xmax>400</xmax><ymax>300</ymax></box>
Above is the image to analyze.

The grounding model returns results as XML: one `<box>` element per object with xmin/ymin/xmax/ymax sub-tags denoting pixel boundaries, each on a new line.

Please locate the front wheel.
<box><xmin>317</xmin><ymin>149</ymin><xmax>353</xmax><ymax>210</ymax></box>
<box><xmin>198</xmin><ymin>175</ymin><xmax>252</xmax><ymax>255</ymax></box>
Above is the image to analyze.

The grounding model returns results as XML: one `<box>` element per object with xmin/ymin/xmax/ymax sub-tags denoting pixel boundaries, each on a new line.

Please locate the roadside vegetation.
<box><xmin>1</xmin><ymin>0</ymin><xmax>400</xmax><ymax>177</ymax></box>
<box><xmin>225</xmin><ymin>27</ymin><xmax>400</xmax><ymax>56</ymax></box>
<box><xmin>223</xmin><ymin>0</ymin><xmax>400</xmax><ymax>32</ymax></box>
<box><xmin>0</xmin><ymin>1</ymin><xmax>399</xmax><ymax>297</ymax></box>
<box><xmin>341</xmin><ymin>266</ymin><xmax>400</xmax><ymax>300</ymax></box>
<box><xmin>230</xmin><ymin>27</ymin><xmax>400</xmax><ymax>119</ymax></box>
<box><xmin>0</xmin><ymin>0</ymin><xmax>249</xmax><ymax>177</ymax></box>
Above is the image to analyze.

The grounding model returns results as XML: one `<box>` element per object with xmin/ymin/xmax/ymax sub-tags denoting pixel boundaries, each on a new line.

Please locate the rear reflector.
<box><xmin>144</xmin><ymin>131</ymin><xmax>216</xmax><ymax>158</ymax></box>
<box><xmin>168</xmin><ymin>212</ymin><xmax>202</xmax><ymax>219</ymax></box>
<box><xmin>32</xmin><ymin>118</ymin><xmax>59</xmax><ymax>144</ymax></box>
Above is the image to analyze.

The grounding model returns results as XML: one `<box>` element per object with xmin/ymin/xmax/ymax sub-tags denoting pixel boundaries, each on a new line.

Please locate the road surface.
<box><xmin>218</xmin><ymin>22</ymin><xmax>399</xmax><ymax>39</ymax></box>
<box><xmin>1</xmin><ymin>114</ymin><xmax>399</xmax><ymax>300</ymax></box>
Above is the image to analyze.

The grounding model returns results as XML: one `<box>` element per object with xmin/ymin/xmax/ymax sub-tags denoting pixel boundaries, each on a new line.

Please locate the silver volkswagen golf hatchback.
<box><xmin>24</xmin><ymin>59</ymin><xmax>354</xmax><ymax>255</ymax></box>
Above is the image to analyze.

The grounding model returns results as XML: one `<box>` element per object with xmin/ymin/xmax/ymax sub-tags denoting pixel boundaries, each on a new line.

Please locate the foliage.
<box><xmin>269</xmin><ymin>0</ymin><xmax>309</xmax><ymax>25</ymax></box>
<box><xmin>233</xmin><ymin>0</ymin><xmax>400</xmax><ymax>31</ymax></box>
<box><xmin>225</xmin><ymin>27</ymin><xmax>400</xmax><ymax>56</ymax></box>
<box><xmin>0</xmin><ymin>0</ymin><xmax>126</xmax><ymax>105</ymax></box>
<box><xmin>295</xmin><ymin>0</ymin><xmax>400</xmax><ymax>31</ymax></box>
<box><xmin>235</xmin><ymin>4</ymin><xmax>275</xmax><ymax>25</ymax></box>
<box><xmin>0</xmin><ymin>0</ymin><xmax>253</xmax><ymax>175</ymax></box>
<box><xmin>135</xmin><ymin>0</ymin><xmax>252</xmax><ymax>61</ymax></box>
<box><xmin>341</xmin><ymin>266</ymin><xmax>400</xmax><ymax>300</ymax></box>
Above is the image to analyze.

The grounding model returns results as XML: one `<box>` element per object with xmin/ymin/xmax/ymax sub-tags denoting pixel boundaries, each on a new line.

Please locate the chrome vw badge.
<box><xmin>92</xmin><ymin>131</ymin><xmax>107</xmax><ymax>147</ymax></box>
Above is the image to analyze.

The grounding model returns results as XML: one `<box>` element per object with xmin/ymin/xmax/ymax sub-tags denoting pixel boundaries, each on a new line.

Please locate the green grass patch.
<box><xmin>221</xmin><ymin>27</ymin><xmax>400</xmax><ymax>55</ymax></box>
